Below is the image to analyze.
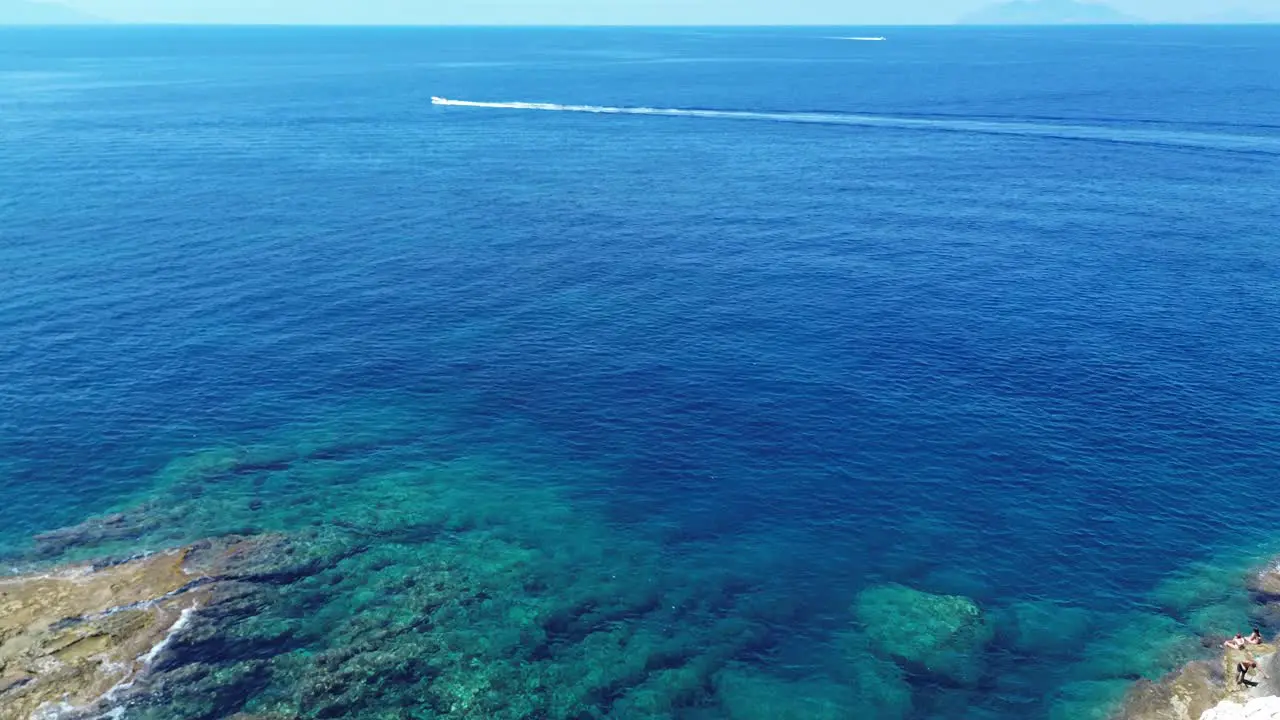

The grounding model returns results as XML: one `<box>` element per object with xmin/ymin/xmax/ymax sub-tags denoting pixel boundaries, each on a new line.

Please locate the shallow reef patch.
<box><xmin>853</xmin><ymin>582</ymin><xmax>994</xmax><ymax>687</ymax></box>
<box><xmin>6</xmin><ymin>411</ymin><xmax>1280</xmax><ymax>719</ymax></box>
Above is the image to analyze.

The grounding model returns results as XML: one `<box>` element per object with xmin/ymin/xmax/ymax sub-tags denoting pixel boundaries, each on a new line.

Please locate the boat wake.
<box><xmin>429</xmin><ymin>97</ymin><xmax>1280</xmax><ymax>155</ymax></box>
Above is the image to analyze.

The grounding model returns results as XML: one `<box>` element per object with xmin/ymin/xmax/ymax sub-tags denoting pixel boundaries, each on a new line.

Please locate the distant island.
<box><xmin>0</xmin><ymin>0</ymin><xmax>103</xmax><ymax>24</ymax></box>
<box><xmin>960</xmin><ymin>0</ymin><xmax>1140</xmax><ymax>25</ymax></box>
<box><xmin>1201</xmin><ymin>8</ymin><xmax>1280</xmax><ymax>23</ymax></box>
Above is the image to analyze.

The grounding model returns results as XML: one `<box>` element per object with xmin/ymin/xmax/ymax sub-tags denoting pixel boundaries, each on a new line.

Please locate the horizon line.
<box><xmin>4</xmin><ymin>21</ymin><xmax>1280</xmax><ymax>28</ymax></box>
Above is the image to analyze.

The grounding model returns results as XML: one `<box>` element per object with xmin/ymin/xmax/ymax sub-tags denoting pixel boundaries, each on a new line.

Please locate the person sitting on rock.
<box><xmin>1236</xmin><ymin>657</ymin><xmax>1258</xmax><ymax>686</ymax></box>
<box><xmin>1246</xmin><ymin>629</ymin><xmax>1263</xmax><ymax>645</ymax></box>
<box><xmin>1224</xmin><ymin>633</ymin><xmax>1247</xmax><ymax>650</ymax></box>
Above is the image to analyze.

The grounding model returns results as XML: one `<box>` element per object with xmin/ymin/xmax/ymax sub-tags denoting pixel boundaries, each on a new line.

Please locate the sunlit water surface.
<box><xmin>2</xmin><ymin>25</ymin><xmax>1279</xmax><ymax>720</ymax></box>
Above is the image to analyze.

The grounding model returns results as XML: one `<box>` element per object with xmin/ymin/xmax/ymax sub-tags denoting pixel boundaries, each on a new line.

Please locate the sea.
<box><xmin>1</xmin><ymin>24</ymin><xmax>1279</xmax><ymax>720</ymax></box>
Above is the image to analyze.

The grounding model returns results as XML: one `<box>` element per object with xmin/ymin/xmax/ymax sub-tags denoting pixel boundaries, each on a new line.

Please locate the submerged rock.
<box><xmin>29</xmin><ymin>506</ymin><xmax>164</xmax><ymax>560</ymax></box>
<box><xmin>831</xmin><ymin>632</ymin><xmax>915</xmax><ymax>718</ymax></box>
<box><xmin>852</xmin><ymin>583</ymin><xmax>993</xmax><ymax>686</ymax></box>
<box><xmin>1247</xmin><ymin>562</ymin><xmax>1280</xmax><ymax>604</ymax></box>
<box><xmin>712</xmin><ymin>665</ymin><xmax>905</xmax><ymax>720</ymax></box>
<box><xmin>11</xmin><ymin>435</ymin><xmax>1008</xmax><ymax>719</ymax></box>
<box><xmin>1080</xmin><ymin>613</ymin><xmax>1204</xmax><ymax>684</ymax></box>
<box><xmin>994</xmin><ymin>599</ymin><xmax>1095</xmax><ymax>657</ymax></box>
<box><xmin>1049</xmin><ymin>679</ymin><xmax>1135</xmax><ymax>720</ymax></box>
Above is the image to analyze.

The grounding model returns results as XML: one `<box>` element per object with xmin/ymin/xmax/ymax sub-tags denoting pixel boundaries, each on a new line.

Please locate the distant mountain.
<box><xmin>960</xmin><ymin>0</ymin><xmax>1140</xmax><ymax>25</ymax></box>
<box><xmin>0</xmin><ymin>0</ymin><xmax>103</xmax><ymax>24</ymax></box>
<box><xmin>1198</xmin><ymin>8</ymin><xmax>1280</xmax><ymax>24</ymax></box>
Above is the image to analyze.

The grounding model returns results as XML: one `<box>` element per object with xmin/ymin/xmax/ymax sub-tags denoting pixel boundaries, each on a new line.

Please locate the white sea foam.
<box><xmin>839</xmin><ymin>36</ymin><xmax>887</xmax><ymax>41</ymax></box>
<box><xmin>92</xmin><ymin>603</ymin><xmax>199</xmax><ymax>720</ymax></box>
<box><xmin>0</xmin><ymin>565</ymin><xmax>94</xmax><ymax>585</ymax></box>
<box><xmin>429</xmin><ymin>96</ymin><xmax>1280</xmax><ymax>154</ymax></box>
<box><xmin>31</xmin><ymin>702</ymin><xmax>77</xmax><ymax>720</ymax></box>
<box><xmin>139</xmin><ymin>603</ymin><xmax>196</xmax><ymax>665</ymax></box>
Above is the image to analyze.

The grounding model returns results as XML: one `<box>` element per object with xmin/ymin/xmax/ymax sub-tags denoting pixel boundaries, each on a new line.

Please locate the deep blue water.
<box><xmin>2</xmin><ymin>25</ymin><xmax>1279</xmax><ymax>719</ymax></box>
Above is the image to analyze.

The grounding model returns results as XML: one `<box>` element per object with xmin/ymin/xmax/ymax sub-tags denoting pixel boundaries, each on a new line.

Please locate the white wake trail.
<box><xmin>429</xmin><ymin>97</ymin><xmax>1280</xmax><ymax>154</ymax></box>
<box><xmin>431</xmin><ymin>96</ymin><xmax>768</xmax><ymax>121</ymax></box>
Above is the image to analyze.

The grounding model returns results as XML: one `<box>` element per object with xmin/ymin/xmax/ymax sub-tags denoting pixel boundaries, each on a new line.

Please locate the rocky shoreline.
<box><xmin>1115</xmin><ymin>561</ymin><xmax>1280</xmax><ymax>720</ymax></box>
<box><xmin>0</xmin><ymin>521</ymin><xmax>992</xmax><ymax>720</ymax></box>
<box><xmin>2</xmin><ymin>505</ymin><xmax>1278</xmax><ymax>719</ymax></box>
<box><xmin>0</xmin><ymin>535</ymin><xmax>357</xmax><ymax>720</ymax></box>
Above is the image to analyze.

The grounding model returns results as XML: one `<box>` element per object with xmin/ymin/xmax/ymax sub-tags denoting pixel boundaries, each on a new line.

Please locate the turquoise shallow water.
<box><xmin>2</xmin><ymin>25</ymin><xmax>1280</xmax><ymax>719</ymax></box>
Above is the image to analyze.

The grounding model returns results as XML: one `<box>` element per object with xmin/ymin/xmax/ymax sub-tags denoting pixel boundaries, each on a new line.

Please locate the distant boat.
<box><xmin>843</xmin><ymin>36</ymin><xmax>887</xmax><ymax>41</ymax></box>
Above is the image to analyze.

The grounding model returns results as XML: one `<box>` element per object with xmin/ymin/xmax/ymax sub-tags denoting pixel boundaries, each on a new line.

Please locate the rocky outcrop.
<box><xmin>1114</xmin><ymin>554</ymin><xmax>1280</xmax><ymax>720</ymax></box>
<box><xmin>1248</xmin><ymin>652</ymin><xmax>1280</xmax><ymax>699</ymax></box>
<box><xmin>1114</xmin><ymin>644</ymin><xmax>1278</xmax><ymax>720</ymax></box>
<box><xmin>0</xmin><ymin>534</ymin><xmax>339</xmax><ymax>720</ymax></box>
<box><xmin>1113</xmin><ymin>660</ymin><xmax>1226</xmax><ymax>720</ymax></box>
<box><xmin>0</xmin><ymin>547</ymin><xmax>209</xmax><ymax>720</ymax></box>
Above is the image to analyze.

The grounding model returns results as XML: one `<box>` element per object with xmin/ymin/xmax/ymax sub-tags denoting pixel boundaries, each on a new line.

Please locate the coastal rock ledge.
<box><xmin>1115</xmin><ymin>559</ymin><xmax>1280</xmax><ymax>720</ymax></box>
<box><xmin>0</xmin><ymin>535</ymin><xmax>314</xmax><ymax>720</ymax></box>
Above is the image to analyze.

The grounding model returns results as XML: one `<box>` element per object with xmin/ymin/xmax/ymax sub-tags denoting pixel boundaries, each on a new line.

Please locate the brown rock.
<box><xmin>1114</xmin><ymin>660</ymin><xmax>1225</xmax><ymax>720</ymax></box>
<box><xmin>1113</xmin><ymin>553</ymin><xmax>1280</xmax><ymax>720</ymax></box>
<box><xmin>0</xmin><ymin>537</ymin><xmax>276</xmax><ymax>720</ymax></box>
<box><xmin>1112</xmin><ymin>641</ymin><xmax>1280</xmax><ymax>720</ymax></box>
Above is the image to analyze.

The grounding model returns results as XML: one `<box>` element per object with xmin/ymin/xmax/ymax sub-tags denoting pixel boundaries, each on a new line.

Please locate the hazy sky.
<box><xmin>62</xmin><ymin>0</ymin><xmax>1280</xmax><ymax>26</ymax></box>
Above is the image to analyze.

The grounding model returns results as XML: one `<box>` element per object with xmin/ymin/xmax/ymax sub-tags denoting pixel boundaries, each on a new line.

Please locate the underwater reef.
<box><xmin>2</xmin><ymin>417</ymin><xmax>1278</xmax><ymax>719</ymax></box>
<box><xmin>853</xmin><ymin>583</ymin><xmax>993</xmax><ymax>687</ymax></box>
<box><xmin>0</xmin><ymin>425</ymin><xmax>923</xmax><ymax>719</ymax></box>
<box><xmin>0</xmin><ymin>519</ymin><xmax>909</xmax><ymax>718</ymax></box>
